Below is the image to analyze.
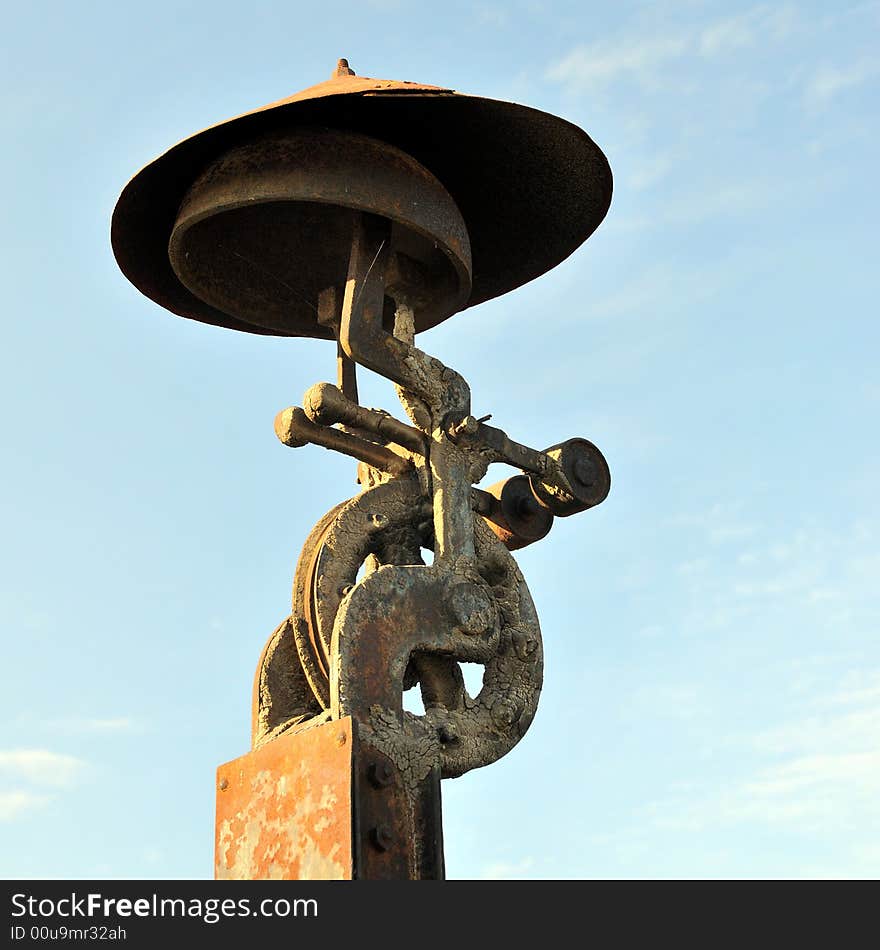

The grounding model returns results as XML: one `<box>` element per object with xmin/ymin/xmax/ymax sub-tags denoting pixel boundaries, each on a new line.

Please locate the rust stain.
<box><xmin>215</xmin><ymin>718</ymin><xmax>353</xmax><ymax>880</ymax></box>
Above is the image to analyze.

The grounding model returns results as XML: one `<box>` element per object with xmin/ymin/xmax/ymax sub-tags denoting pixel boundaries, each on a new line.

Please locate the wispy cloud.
<box><xmin>49</xmin><ymin>717</ymin><xmax>138</xmax><ymax>735</ymax></box>
<box><xmin>580</xmin><ymin>259</ymin><xmax>733</xmax><ymax>324</ymax></box>
<box><xmin>480</xmin><ymin>857</ymin><xmax>536</xmax><ymax>879</ymax></box>
<box><xmin>667</xmin><ymin>508</ymin><xmax>878</xmax><ymax>643</ymax></box>
<box><xmin>670</xmin><ymin>502</ymin><xmax>760</xmax><ymax>546</ymax></box>
<box><xmin>628</xmin><ymin>152</ymin><xmax>676</xmax><ymax>192</ymax></box>
<box><xmin>0</xmin><ymin>749</ymin><xmax>85</xmax><ymax>823</ymax></box>
<box><xmin>805</xmin><ymin>59</ymin><xmax>879</xmax><ymax>107</ymax></box>
<box><xmin>547</xmin><ymin>34</ymin><xmax>687</xmax><ymax>95</ymax></box>
<box><xmin>546</xmin><ymin>5</ymin><xmax>799</xmax><ymax>95</ymax></box>
<box><xmin>698</xmin><ymin>5</ymin><xmax>797</xmax><ymax>57</ymax></box>
<box><xmin>476</xmin><ymin>3</ymin><xmax>509</xmax><ymax>28</ymax></box>
<box><xmin>640</xmin><ymin>665</ymin><xmax>880</xmax><ymax>873</ymax></box>
<box><xmin>0</xmin><ymin>790</ymin><xmax>51</xmax><ymax>822</ymax></box>
<box><xmin>0</xmin><ymin>749</ymin><xmax>85</xmax><ymax>787</ymax></box>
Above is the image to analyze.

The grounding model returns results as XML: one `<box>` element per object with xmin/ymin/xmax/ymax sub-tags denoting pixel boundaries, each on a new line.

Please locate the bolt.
<box><xmin>218</xmin><ymin>778</ymin><xmax>228</xmax><ymax>791</ymax></box>
<box><xmin>447</xmin><ymin>413</ymin><xmax>479</xmax><ymax>441</ymax></box>
<box><xmin>438</xmin><ymin>723</ymin><xmax>459</xmax><ymax>744</ymax></box>
<box><xmin>336</xmin><ymin>731</ymin><xmax>347</xmax><ymax>747</ymax></box>
<box><xmin>512</xmin><ymin>626</ymin><xmax>539</xmax><ymax>660</ymax></box>
<box><xmin>491</xmin><ymin>701</ymin><xmax>520</xmax><ymax>727</ymax></box>
<box><xmin>367</xmin><ymin>761</ymin><xmax>394</xmax><ymax>788</ymax></box>
<box><xmin>514</xmin><ymin>493</ymin><xmax>539</xmax><ymax>519</ymax></box>
<box><xmin>573</xmin><ymin>456</ymin><xmax>594</xmax><ymax>487</ymax></box>
<box><xmin>450</xmin><ymin>583</ymin><xmax>493</xmax><ymax>636</ymax></box>
<box><xmin>369</xmin><ymin>825</ymin><xmax>393</xmax><ymax>852</ymax></box>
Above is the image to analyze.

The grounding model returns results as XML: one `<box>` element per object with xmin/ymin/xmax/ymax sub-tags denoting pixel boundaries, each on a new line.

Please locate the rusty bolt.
<box><xmin>438</xmin><ymin>723</ymin><xmax>459</xmax><ymax>744</ymax></box>
<box><xmin>218</xmin><ymin>778</ymin><xmax>228</xmax><ymax>791</ymax></box>
<box><xmin>514</xmin><ymin>492</ymin><xmax>540</xmax><ymax>519</ymax></box>
<box><xmin>573</xmin><ymin>456</ymin><xmax>595</xmax><ymax>487</ymax></box>
<box><xmin>449</xmin><ymin>583</ymin><xmax>493</xmax><ymax>636</ymax></box>
<box><xmin>367</xmin><ymin>761</ymin><xmax>394</xmax><ymax>788</ymax></box>
<box><xmin>446</xmin><ymin>413</ymin><xmax>478</xmax><ymax>441</ymax></box>
<box><xmin>369</xmin><ymin>826</ymin><xmax>393</xmax><ymax>852</ymax></box>
<box><xmin>491</xmin><ymin>700</ymin><xmax>520</xmax><ymax>728</ymax></box>
<box><xmin>512</xmin><ymin>626</ymin><xmax>539</xmax><ymax>660</ymax></box>
<box><xmin>336</xmin><ymin>731</ymin><xmax>347</xmax><ymax>747</ymax></box>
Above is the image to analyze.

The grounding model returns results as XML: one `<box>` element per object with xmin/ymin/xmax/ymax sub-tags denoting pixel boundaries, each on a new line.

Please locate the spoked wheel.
<box><xmin>272</xmin><ymin>477</ymin><xmax>544</xmax><ymax>777</ymax></box>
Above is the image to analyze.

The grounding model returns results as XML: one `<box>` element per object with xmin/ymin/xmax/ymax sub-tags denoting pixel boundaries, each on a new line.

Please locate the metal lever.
<box><xmin>303</xmin><ymin>383</ymin><xmax>427</xmax><ymax>456</ymax></box>
<box><xmin>274</xmin><ymin>407</ymin><xmax>413</xmax><ymax>478</ymax></box>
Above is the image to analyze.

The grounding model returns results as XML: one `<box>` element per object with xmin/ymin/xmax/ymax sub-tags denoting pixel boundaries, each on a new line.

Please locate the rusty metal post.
<box><xmin>112</xmin><ymin>58</ymin><xmax>614</xmax><ymax>881</ymax></box>
<box><xmin>215</xmin><ymin>718</ymin><xmax>444</xmax><ymax>880</ymax></box>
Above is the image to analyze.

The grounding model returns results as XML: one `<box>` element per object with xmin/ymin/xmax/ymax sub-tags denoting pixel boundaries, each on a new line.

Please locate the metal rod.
<box><xmin>274</xmin><ymin>407</ymin><xmax>413</xmax><ymax>477</ymax></box>
<box><xmin>303</xmin><ymin>383</ymin><xmax>427</xmax><ymax>455</ymax></box>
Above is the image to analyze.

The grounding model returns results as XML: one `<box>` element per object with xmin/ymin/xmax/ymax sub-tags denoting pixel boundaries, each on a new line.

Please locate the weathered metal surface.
<box><xmin>111</xmin><ymin>59</ymin><xmax>612</xmax><ymax>337</ymax></box>
<box><xmin>115</xmin><ymin>58</ymin><xmax>615</xmax><ymax>881</ymax></box>
<box><xmin>215</xmin><ymin>719</ymin><xmax>354</xmax><ymax>880</ymax></box>
<box><xmin>480</xmin><ymin>475</ymin><xmax>554</xmax><ymax>550</ymax></box>
<box><xmin>303</xmin><ymin>382</ymin><xmax>427</xmax><ymax>455</ymax></box>
<box><xmin>353</xmin><ymin>744</ymin><xmax>443</xmax><ymax>879</ymax></box>
<box><xmin>251</xmin><ymin>617</ymin><xmax>322</xmax><ymax>749</ymax></box>
<box><xmin>530</xmin><ymin>438</ymin><xmax>611</xmax><ymax>517</ymax></box>
<box><xmin>227</xmin><ymin>191</ymin><xmax>608</xmax><ymax>879</ymax></box>
<box><xmin>167</xmin><ymin>128</ymin><xmax>471</xmax><ymax>336</ymax></box>
<box><xmin>274</xmin><ymin>406</ymin><xmax>413</xmax><ymax>477</ymax></box>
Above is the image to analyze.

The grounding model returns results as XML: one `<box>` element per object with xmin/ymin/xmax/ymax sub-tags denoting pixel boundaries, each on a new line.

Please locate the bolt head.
<box><xmin>449</xmin><ymin>583</ymin><xmax>494</xmax><ymax>636</ymax></box>
<box><xmin>438</xmin><ymin>723</ymin><xmax>459</xmax><ymax>744</ymax></box>
<box><xmin>573</xmin><ymin>456</ymin><xmax>594</xmax><ymax>487</ymax></box>
<box><xmin>370</xmin><ymin>825</ymin><xmax>393</xmax><ymax>852</ymax></box>
<box><xmin>367</xmin><ymin>761</ymin><xmax>394</xmax><ymax>788</ymax></box>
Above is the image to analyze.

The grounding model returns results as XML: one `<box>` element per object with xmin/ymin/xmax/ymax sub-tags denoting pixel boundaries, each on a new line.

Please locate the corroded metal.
<box><xmin>167</xmin><ymin>128</ymin><xmax>472</xmax><ymax>335</ymax></box>
<box><xmin>216</xmin><ymin>718</ymin><xmax>354</xmax><ymax>880</ymax></box>
<box><xmin>113</xmin><ymin>58</ymin><xmax>614</xmax><ymax>881</ymax></box>
<box><xmin>529</xmin><ymin>438</ymin><xmax>611</xmax><ymax>517</ymax></box>
<box><xmin>111</xmin><ymin>59</ymin><xmax>612</xmax><ymax>338</ymax></box>
<box><xmin>479</xmin><ymin>475</ymin><xmax>554</xmax><ymax>551</ymax></box>
<box><xmin>219</xmin><ymin>717</ymin><xmax>443</xmax><ymax>880</ymax></box>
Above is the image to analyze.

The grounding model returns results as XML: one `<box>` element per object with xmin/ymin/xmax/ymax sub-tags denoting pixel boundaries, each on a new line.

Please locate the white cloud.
<box><xmin>51</xmin><ymin>717</ymin><xmax>137</xmax><ymax>734</ymax></box>
<box><xmin>699</xmin><ymin>12</ymin><xmax>755</xmax><ymax>56</ymax></box>
<box><xmin>0</xmin><ymin>749</ymin><xmax>85</xmax><ymax>787</ymax></box>
<box><xmin>546</xmin><ymin>34</ymin><xmax>688</xmax><ymax>95</ymax></box>
<box><xmin>668</xmin><ymin>511</ymin><xmax>877</xmax><ymax>641</ymax></box>
<box><xmin>546</xmin><ymin>5</ymin><xmax>800</xmax><ymax>95</ymax></box>
<box><xmin>476</xmin><ymin>4</ymin><xmax>509</xmax><ymax>28</ymax></box>
<box><xmin>0</xmin><ymin>790</ymin><xmax>50</xmax><ymax>822</ymax></box>
<box><xmin>805</xmin><ymin>59</ymin><xmax>879</xmax><ymax>107</ymax></box>
<box><xmin>699</xmin><ymin>5</ymin><xmax>797</xmax><ymax>57</ymax></box>
<box><xmin>479</xmin><ymin>857</ymin><xmax>535</xmax><ymax>879</ymax></box>
<box><xmin>641</xmin><ymin>666</ymin><xmax>880</xmax><ymax>867</ymax></box>
<box><xmin>666</xmin><ymin>180</ymin><xmax>780</xmax><ymax>226</ymax></box>
<box><xmin>583</xmin><ymin>259</ymin><xmax>732</xmax><ymax>324</ymax></box>
<box><xmin>628</xmin><ymin>152</ymin><xmax>676</xmax><ymax>191</ymax></box>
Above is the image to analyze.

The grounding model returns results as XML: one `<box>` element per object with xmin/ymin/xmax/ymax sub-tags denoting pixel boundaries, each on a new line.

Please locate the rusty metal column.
<box><xmin>112</xmin><ymin>57</ymin><xmax>613</xmax><ymax>881</ymax></box>
<box><xmin>215</xmin><ymin>719</ymin><xmax>444</xmax><ymax>880</ymax></box>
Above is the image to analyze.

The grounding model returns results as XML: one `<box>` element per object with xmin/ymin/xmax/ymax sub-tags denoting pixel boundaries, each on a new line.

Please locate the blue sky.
<box><xmin>1</xmin><ymin>0</ymin><xmax>878</xmax><ymax>879</ymax></box>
